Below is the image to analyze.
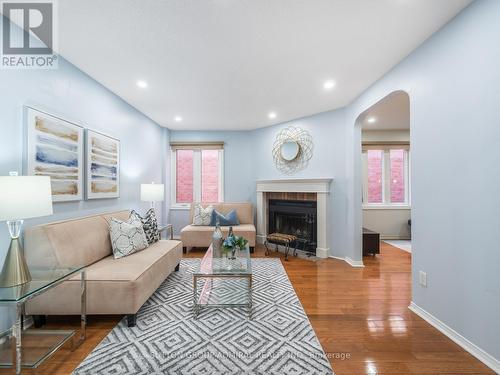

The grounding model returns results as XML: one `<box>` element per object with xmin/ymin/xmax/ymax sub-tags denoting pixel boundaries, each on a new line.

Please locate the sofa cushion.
<box><xmin>109</xmin><ymin>215</ymin><xmax>149</xmax><ymax>259</ymax></box>
<box><xmin>181</xmin><ymin>224</ymin><xmax>256</xmax><ymax>247</ymax></box>
<box><xmin>43</xmin><ymin>215</ymin><xmax>112</xmax><ymax>268</ymax></box>
<box><xmin>24</xmin><ymin>210</ymin><xmax>130</xmax><ymax>269</ymax></box>
<box><xmin>79</xmin><ymin>240</ymin><xmax>180</xmax><ymax>281</ymax></box>
<box><xmin>101</xmin><ymin>210</ymin><xmax>132</xmax><ymax>224</ymax></box>
<box><xmin>131</xmin><ymin>208</ymin><xmax>160</xmax><ymax>244</ymax></box>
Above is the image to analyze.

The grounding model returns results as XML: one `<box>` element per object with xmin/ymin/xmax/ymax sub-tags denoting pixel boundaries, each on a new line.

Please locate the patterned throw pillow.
<box><xmin>131</xmin><ymin>209</ymin><xmax>160</xmax><ymax>244</ymax></box>
<box><xmin>192</xmin><ymin>204</ymin><xmax>214</xmax><ymax>226</ymax></box>
<box><xmin>109</xmin><ymin>215</ymin><xmax>149</xmax><ymax>259</ymax></box>
<box><xmin>209</xmin><ymin>209</ymin><xmax>240</xmax><ymax>226</ymax></box>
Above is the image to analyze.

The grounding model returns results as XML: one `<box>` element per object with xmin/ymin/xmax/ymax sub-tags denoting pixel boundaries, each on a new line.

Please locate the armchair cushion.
<box><xmin>192</xmin><ymin>203</ymin><xmax>214</xmax><ymax>226</ymax></box>
<box><xmin>210</xmin><ymin>209</ymin><xmax>240</xmax><ymax>226</ymax></box>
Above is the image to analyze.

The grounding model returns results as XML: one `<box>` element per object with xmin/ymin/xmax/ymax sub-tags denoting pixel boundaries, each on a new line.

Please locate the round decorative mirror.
<box><xmin>272</xmin><ymin>126</ymin><xmax>313</xmax><ymax>174</ymax></box>
<box><xmin>280</xmin><ymin>141</ymin><xmax>300</xmax><ymax>161</ymax></box>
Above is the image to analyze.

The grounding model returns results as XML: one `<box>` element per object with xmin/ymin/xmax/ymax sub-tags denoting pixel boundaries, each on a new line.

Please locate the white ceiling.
<box><xmin>53</xmin><ymin>0</ymin><xmax>471</xmax><ymax>130</ymax></box>
<box><xmin>361</xmin><ymin>91</ymin><xmax>410</xmax><ymax>130</ymax></box>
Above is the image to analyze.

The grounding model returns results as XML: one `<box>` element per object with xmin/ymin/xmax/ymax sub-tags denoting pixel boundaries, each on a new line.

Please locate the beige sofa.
<box><xmin>24</xmin><ymin>210</ymin><xmax>182</xmax><ymax>327</ymax></box>
<box><xmin>180</xmin><ymin>202</ymin><xmax>256</xmax><ymax>253</ymax></box>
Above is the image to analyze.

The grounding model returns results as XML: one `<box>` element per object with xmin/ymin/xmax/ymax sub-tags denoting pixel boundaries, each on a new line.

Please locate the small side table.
<box><xmin>0</xmin><ymin>267</ymin><xmax>86</xmax><ymax>374</ymax></box>
<box><xmin>158</xmin><ymin>224</ymin><xmax>174</xmax><ymax>240</ymax></box>
<box><xmin>363</xmin><ymin>227</ymin><xmax>380</xmax><ymax>256</ymax></box>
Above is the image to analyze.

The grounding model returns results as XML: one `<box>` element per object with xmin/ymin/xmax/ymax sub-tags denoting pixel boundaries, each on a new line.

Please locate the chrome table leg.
<box><xmin>80</xmin><ymin>270</ymin><xmax>86</xmax><ymax>343</ymax></box>
<box><xmin>12</xmin><ymin>303</ymin><xmax>22</xmax><ymax>375</ymax></box>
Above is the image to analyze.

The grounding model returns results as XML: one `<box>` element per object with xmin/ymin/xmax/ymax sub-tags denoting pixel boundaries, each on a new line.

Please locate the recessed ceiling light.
<box><xmin>323</xmin><ymin>80</ymin><xmax>336</xmax><ymax>90</ymax></box>
<box><xmin>367</xmin><ymin>116</ymin><xmax>377</xmax><ymax>124</ymax></box>
<box><xmin>137</xmin><ymin>80</ymin><xmax>148</xmax><ymax>88</ymax></box>
<box><xmin>174</xmin><ymin>116</ymin><xmax>183</xmax><ymax>122</ymax></box>
<box><xmin>268</xmin><ymin>112</ymin><xmax>277</xmax><ymax>119</ymax></box>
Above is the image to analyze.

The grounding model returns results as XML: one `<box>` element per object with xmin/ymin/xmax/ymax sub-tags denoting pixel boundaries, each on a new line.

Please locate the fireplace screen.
<box><xmin>268</xmin><ymin>199</ymin><xmax>317</xmax><ymax>253</ymax></box>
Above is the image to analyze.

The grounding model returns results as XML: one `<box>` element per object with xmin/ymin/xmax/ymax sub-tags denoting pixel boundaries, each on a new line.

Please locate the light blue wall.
<box><xmin>344</xmin><ymin>0</ymin><xmax>500</xmax><ymax>365</ymax></box>
<box><xmin>169</xmin><ymin>131</ymin><xmax>255</xmax><ymax>234</ymax></box>
<box><xmin>0</xmin><ymin>18</ymin><xmax>167</xmax><ymax>331</ymax></box>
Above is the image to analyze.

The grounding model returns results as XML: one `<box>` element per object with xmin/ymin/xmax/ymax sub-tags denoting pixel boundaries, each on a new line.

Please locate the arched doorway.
<box><xmin>354</xmin><ymin>90</ymin><xmax>411</xmax><ymax>261</ymax></box>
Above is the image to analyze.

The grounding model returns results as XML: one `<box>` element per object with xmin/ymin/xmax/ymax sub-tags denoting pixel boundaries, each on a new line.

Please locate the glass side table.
<box><xmin>0</xmin><ymin>267</ymin><xmax>86</xmax><ymax>374</ymax></box>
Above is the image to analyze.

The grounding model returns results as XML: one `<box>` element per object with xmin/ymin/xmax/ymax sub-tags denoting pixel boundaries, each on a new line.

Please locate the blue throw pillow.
<box><xmin>210</xmin><ymin>209</ymin><xmax>240</xmax><ymax>226</ymax></box>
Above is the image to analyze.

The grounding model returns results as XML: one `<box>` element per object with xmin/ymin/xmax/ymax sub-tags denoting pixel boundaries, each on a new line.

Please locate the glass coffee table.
<box><xmin>0</xmin><ymin>266</ymin><xmax>86</xmax><ymax>374</ymax></box>
<box><xmin>193</xmin><ymin>245</ymin><xmax>252</xmax><ymax>319</ymax></box>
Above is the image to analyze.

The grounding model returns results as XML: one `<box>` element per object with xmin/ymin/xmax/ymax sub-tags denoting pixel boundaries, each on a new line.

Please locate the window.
<box><xmin>363</xmin><ymin>146</ymin><xmax>410</xmax><ymax>207</ymax></box>
<box><xmin>367</xmin><ymin>150</ymin><xmax>383</xmax><ymax>203</ymax></box>
<box><xmin>201</xmin><ymin>150</ymin><xmax>219</xmax><ymax>202</ymax></box>
<box><xmin>175</xmin><ymin>150</ymin><xmax>194</xmax><ymax>203</ymax></box>
<box><xmin>171</xmin><ymin>143</ymin><xmax>224</xmax><ymax>208</ymax></box>
<box><xmin>389</xmin><ymin>149</ymin><xmax>405</xmax><ymax>203</ymax></box>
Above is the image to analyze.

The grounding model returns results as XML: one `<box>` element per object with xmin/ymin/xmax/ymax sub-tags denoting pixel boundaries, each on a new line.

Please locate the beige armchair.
<box><xmin>180</xmin><ymin>202</ymin><xmax>256</xmax><ymax>253</ymax></box>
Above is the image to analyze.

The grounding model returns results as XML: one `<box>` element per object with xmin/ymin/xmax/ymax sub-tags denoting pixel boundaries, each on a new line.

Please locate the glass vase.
<box><xmin>212</xmin><ymin>222</ymin><xmax>223</xmax><ymax>258</ymax></box>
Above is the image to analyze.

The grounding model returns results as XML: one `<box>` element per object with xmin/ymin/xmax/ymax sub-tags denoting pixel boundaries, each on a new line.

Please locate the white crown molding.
<box><xmin>409</xmin><ymin>302</ymin><xmax>500</xmax><ymax>373</ymax></box>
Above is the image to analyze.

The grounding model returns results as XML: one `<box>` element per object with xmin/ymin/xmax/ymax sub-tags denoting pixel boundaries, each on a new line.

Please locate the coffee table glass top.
<box><xmin>195</xmin><ymin>245</ymin><xmax>252</xmax><ymax>276</ymax></box>
<box><xmin>0</xmin><ymin>267</ymin><xmax>84</xmax><ymax>303</ymax></box>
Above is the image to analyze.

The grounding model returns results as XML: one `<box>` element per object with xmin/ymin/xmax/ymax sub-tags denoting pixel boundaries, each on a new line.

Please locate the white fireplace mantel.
<box><xmin>256</xmin><ymin>178</ymin><xmax>333</xmax><ymax>258</ymax></box>
<box><xmin>256</xmin><ymin>178</ymin><xmax>332</xmax><ymax>194</ymax></box>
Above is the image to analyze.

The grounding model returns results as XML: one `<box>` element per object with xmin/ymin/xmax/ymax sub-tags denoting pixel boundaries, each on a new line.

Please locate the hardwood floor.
<box><xmin>1</xmin><ymin>242</ymin><xmax>493</xmax><ymax>374</ymax></box>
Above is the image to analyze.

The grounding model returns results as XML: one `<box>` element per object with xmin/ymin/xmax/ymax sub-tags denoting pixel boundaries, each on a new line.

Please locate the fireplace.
<box><xmin>256</xmin><ymin>178</ymin><xmax>332</xmax><ymax>258</ymax></box>
<box><xmin>268</xmin><ymin>199</ymin><xmax>317</xmax><ymax>253</ymax></box>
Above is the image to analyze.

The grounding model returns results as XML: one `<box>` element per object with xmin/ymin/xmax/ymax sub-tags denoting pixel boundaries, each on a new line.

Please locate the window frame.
<box><xmin>362</xmin><ymin>146</ymin><xmax>411</xmax><ymax>209</ymax></box>
<box><xmin>170</xmin><ymin>148</ymin><xmax>225</xmax><ymax>210</ymax></box>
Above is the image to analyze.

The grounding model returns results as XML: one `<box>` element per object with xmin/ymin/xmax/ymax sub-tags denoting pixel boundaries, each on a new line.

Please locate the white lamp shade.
<box><xmin>141</xmin><ymin>183</ymin><xmax>164</xmax><ymax>202</ymax></box>
<box><xmin>0</xmin><ymin>176</ymin><xmax>53</xmax><ymax>221</ymax></box>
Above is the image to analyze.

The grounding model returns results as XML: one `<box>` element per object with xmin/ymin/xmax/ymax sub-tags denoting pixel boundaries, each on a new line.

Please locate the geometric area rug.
<box><xmin>73</xmin><ymin>258</ymin><xmax>334</xmax><ymax>375</ymax></box>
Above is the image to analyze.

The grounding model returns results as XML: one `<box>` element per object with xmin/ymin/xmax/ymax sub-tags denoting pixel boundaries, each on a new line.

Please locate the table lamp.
<box><xmin>0</xmin><ymin>176</ymin><xmax>53</xmax><ymax>287</ymax></box>
<box><xmin>140</xmin><ymin>182</ymin><xmax>164</xmax><ymax>211</ymax></box>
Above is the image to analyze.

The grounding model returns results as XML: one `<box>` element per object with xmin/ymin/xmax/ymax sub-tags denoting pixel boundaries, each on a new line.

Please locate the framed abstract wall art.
<box><xmin>85</xmin><ymin>130</ymin><xmax>120</xmax><ymax>199</ymax></box>
<box><xmin>25</xmin><ymin>107</ymin><xmax>84</xmax><ymax>202</ymax></box>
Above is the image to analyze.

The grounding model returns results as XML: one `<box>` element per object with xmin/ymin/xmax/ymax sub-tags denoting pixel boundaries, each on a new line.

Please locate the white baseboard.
<box><xmin>329</xmin><ymin>255</ymin><xmax>344</xmax><ymax>261</ymax></box>
<box><xmin>329</xmin><ymin>255</ymin><xmax>365</xmax><ymax>268</ymax></box>
<box><xmin>315</xmin><ymin>247</ymin><xmax>329</xmax><ymax>259</ymax></box>
<box><xmin>409</xmin><ymin>302</ymin><xmax>500</xmax><ymax>373</ymax></box>
<box><xmin>345</xmin><ymin>257</ymin><xmax>365</xmax><ymax>267</ymax></box>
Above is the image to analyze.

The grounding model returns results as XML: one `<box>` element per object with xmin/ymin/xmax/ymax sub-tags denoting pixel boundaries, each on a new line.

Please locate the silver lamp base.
<box><xmin>0</xmin><ymin>220</ymin><xmax>32</xmax><ymax>288</ymax></box>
